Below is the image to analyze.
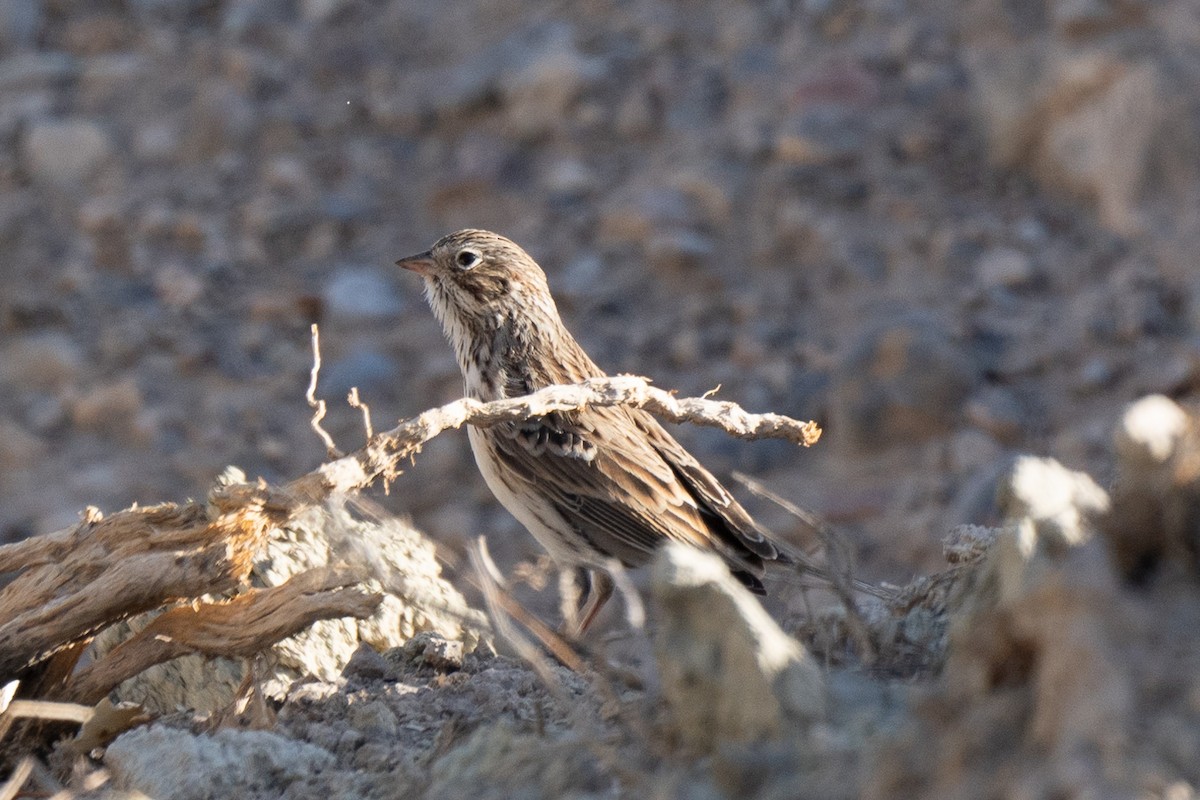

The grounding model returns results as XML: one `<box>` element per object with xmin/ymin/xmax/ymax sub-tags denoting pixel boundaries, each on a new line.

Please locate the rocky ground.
<box><xmin>3</xmin><ymin>0</ymin><xmax>1200</xmax><ymax>797</ymax></box>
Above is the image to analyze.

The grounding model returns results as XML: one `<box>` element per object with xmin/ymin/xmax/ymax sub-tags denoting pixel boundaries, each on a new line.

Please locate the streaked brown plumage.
<box><xmin>397</xmin><ymin>229</ymin><xmax>784</xmax><ymax>633</ymax></box>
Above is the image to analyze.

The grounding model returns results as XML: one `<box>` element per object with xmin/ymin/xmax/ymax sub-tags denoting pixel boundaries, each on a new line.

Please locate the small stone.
<box><xmin>427</xmin><ymin>723</ymin><xmax>606</xmax><ymax>799</ymax></box>
<box><xmin>775</xmin><ymin>108</ymin><xmax>865</xmax><ymax>166</ymax></box>
<box><xmin>949</xmin><ymin>428</ymin><xmax>1003</xmax><ymax>472</ymax></box>
<box><xmin>343</xmin><ymin>644</ymin><xmax>393</xmax><ymax>681</ymax></box>
<box><xmin>322</xmin><ymin>267</ymin><xmax>403</xmax><ymax>321</ymax></box>
<box><xmin>0</xmin><ymin>52</ymin><xmax>76</xmax><ymax>93</ymax></box>
<box><xmin>557</xmin><ymin>251</ymin><xmax>604</xmax><ymax>297</ymax></box>
<box><xmin>154</xmin><ymin>264</ymin><xmax>205</xmax><ymax>309</ymax></box>
<box><xmin>543</xmin><ymin>158</ymin><xmax>597</xmax><ymax>195</ymax></box>
<box><xmin>399</xmin><ymin>631</ymin><xmax>464</xmax><ymax>672</ymax></box>
<box><xmin>346</xmin><ymin>699</ymin><xmax>399</xmax><ymax>737</ymax></box>
<box><xmin>830</xmin><ymin>315</ymin><xmax>978</xmax><ymax>449</ymax></box>
<box><xmin>615</xmin><ymin>88</ymin><xmax>660</xmax><ymax>138</ymax></box>
<box><xmin>69</xmin><ymin>379</ymin><xmax>143</xmax><ymax>434</ymax></box>
<box><xmin>964</xmin><ymin>387</ymin><xmax>1026</xmax><ymax>444</ymax></box>
<box><xmin>646</xmin><ymin>230</ymin><xmax>714</xmax><ymax>273</ymax></box>
<box><xmin>21</xmin><ymin>119</ymin><xmax>112</xmax><ymax>185</ymax></box>
<box><xmin>133</xmin><ymin>121</ymin><xmax>178</xmax><ymax>164</ymax></box>
<box><xmin>0</xmin><ymin>332</ymin><xmax>83</xmax><ymax>390</ymax></box>
<box><xmin>0</xmin><ymin>417</ymin><xmax>44</xmax><ymax>469</ymax></box>
<box><xmin>0</xmin><ymin>0</ymin><xmax>42</xmax><ymax>50</ymax></box>
<box><xmin>976</xmin><ymin>247</ymin><xmax>1034</xmax><ymax>289</ymax></box>
<box><xmin>1076</xmin><ymin>356</ymin><xmax>1115</xmax><ymax>392</ymax></box>
<box><xmin>106</xmin><ymin>726</ymin><xmax>335</xmax><ymax>800</ymax></box>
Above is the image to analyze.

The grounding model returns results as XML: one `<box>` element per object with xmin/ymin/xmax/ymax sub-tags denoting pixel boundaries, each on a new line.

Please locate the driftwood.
<box><xmin>61</xmin><ymin>566</ymin><xmax>380</xmax><ymax>706</ymax></box>
<box><xmin>0</xmin><ymin>367</ymin><xmax>822</xmax><ymax>763</ymax></box>
<box><xmin>0</xmin><ymin>484</ymin><xmax>289</xmax><ymax>679</ymax></box>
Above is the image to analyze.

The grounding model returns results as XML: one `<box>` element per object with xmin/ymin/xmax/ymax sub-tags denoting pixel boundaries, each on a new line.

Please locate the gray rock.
<box><xmin>322</xmin><ymin>348</ymin><xmax>400</xmax><ymax>396</ymax></box>
<box><xmin>0</xmin><ymin>332</ymin><xmax>83</xmax><ymax>391</ymax></box>
<box><xmin>106</xmin><ymin>726</ymin><xmax>335</xmax><ymax>800</ymax></box>
<box><xmin>651</xmin><ymin>542</ymin><xmax>825</xmax><ymax>751</ymax></box>
<box><xmin>399</xmin><ymin>630</ymin><xmax>465</xmax><ymax>671</ymax></box>
<box><xmin>21</xmin><ymin>119</ymin><xmax>112</xmax><ymax>185</ymax></box>
<box><xmin>322</xmin><ymin>266</ymin><xmax>404</xmax><ymax>321</ymax></box>
<box><xmin>975</xmin><ymin>246</ymin><xmax>1034</xmax><ymax>289</ymax></box>
<box><xmin>0</xmin><ymin>52</ymin><xmax>76</xmax><ymax>93</ymax></box>
<box><xmin>775</xmin><ymin>107</ymin><xmax>866</xmax><ymax>166</ymax></box>
<box><xmin>646</xmin><ymin>229</ymin><xmax>714</xmax><ymax>273</ymax></box>
<box><xmin>964</xmin><ymin>386</ymin><xmax>1027</xmax><ymax>444</ymax></box>
<box><xmin>0</xmin><ymin>0</ymin><xmax>42</xmax><ymax>50</ymax></box>
<box><xmin>427</xmin><ymin>723</ymin><xmax>606</xmax><ymax>800</ymax></box>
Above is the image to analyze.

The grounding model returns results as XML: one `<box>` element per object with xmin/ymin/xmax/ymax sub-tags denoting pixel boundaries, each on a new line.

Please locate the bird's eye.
<box><xmin>455</xmin><ymin>249</ymin><xmax>481</xmax><ymax>270</ymax></box>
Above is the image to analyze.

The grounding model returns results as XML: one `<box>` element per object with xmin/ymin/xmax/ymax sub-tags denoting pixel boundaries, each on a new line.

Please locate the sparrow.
<box><xmin>397</xmin><ymin>229</ymin><xmax>785</xmax><ymax>633</ymax></box>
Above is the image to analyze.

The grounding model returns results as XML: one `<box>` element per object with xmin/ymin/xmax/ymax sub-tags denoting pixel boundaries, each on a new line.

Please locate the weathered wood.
<box><xmin>62</xmin><ymin>567</ymin><xmax>382</xmax><ymax>705</ymax></box>
<box><xmin>0</xmin><ymin>484</ymin><xmax>283</xmax><ymax>678</ymax></box>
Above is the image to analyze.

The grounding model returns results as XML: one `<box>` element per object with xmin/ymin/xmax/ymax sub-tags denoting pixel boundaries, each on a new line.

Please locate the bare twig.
<box><xmin>468</xmin><ymin>539</ymin><xmax>641</xmax><ymax>784</ymax></box>
<box><xmin>732</xmin><ymin>472</ymin><xmax>878</xmax><ymax>663</ymax></box>
<box><xmin>306</xmin><ymin>324</ymin><xmax>341</xmax><ymax>458</ymax></box>
<box><xmin>0</xmin><ymin>757</ymin><xmax>33</xmax><ymax>800</ymax></box>
<box><xmin>347</xmin><ymin>387</ymin><xmax>374</xmax><ymax>440</ymax></box>
<box><xmin>289</xmin><ymin>375</ymin><xmax>821</xmax><ymax>499</ymax></box>
<box><xmin>469</xmin><ymin>538</ymin><xmax>585</xmax><ymax>675</ymax></box>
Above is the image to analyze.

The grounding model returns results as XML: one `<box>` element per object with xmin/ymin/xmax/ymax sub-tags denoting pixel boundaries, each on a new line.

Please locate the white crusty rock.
<box><xmin>1115</xmin><ymin>394</ymin><xmax>1188</xmax><ymax>465</ymax></box>
<box><xmin>998</xmin><ymin>455</ymin><xmax>1111</xmax><ymax>551</ymax></box>
<box><xmin>650</xmin><ymin>542</ymin><xmax>825</xmax><ymax>751</ymax></box>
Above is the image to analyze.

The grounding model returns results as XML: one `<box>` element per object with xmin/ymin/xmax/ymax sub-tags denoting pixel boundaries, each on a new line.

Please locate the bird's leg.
<box><xmin>558</xmin><ymin>567</ymin><xmax>614</xmax><ymax>638</ymax></box>
<box><xmin>575</xmin><ymin>569</ymin><xmax>614</xmax><ymax>636</ymax></box>
<box><xmin>558</xmin><ymin>566</ymin><xmax>588</xmax><ymax>635</ymax></box>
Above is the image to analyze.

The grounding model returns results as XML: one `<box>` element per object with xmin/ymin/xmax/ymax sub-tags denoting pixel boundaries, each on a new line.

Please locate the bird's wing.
<box><xmin>490</xmin><ymin>405</ymin><xmax>773</xmax><ymax>587</ymax></box>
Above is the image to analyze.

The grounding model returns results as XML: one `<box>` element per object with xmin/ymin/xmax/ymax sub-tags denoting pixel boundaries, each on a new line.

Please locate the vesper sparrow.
<box><xmin>397</xmin><ymin>229</ymin><xmax>785</xmax><ymax>633</ymax></box>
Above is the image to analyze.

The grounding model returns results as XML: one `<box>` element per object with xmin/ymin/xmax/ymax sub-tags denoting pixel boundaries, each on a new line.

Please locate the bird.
<box><xmin>396</xmin><ymin>229</ymin><xmax>786</xmax><ymax>635</ymax></box>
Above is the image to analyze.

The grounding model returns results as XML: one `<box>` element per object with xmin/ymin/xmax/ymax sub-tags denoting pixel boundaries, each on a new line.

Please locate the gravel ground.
<box><xmin>3</xmin><ymin>0</ymin><xmax>1200</xmax><ymax>797</ymax></box>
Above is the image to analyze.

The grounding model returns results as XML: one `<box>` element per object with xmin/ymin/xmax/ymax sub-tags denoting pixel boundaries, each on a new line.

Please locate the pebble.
<box><xmin>0</xmin><ymin>0</ymin><xmax>42</xmax><ymax>50</ymax></box>
<box><xmin>323</xmin><ymin>349</ymin><xmax>401</xmax><ymax>396</ymax></box>
<box><xmin>69</xmin><ymin>379</ymin><xmax>144</xmax><ymax>435</ymax></box>
<box><xmin>21</xmin><ymin>119</ymin><xmax>112</xmax><ymax>184</ymax></box>
<box><xmin>976</xmin><ymin>246</ymin><xmax>1034</xmax><ymax>289</ymax></box>
<box><xmin>646</xmin><ymin>230</ymin><xmax>714</xmax><ymax>273</ymax></box>
<box><xmin>964</xmin><ymin>386</ymin><xmax>1026</xmax><ymax>444</ymax></box>
<box><xmin>322</xmin><ymin>267</ymin><xmax>404</xmax><ymax>321</ymax></box>
<box><xmin>1</xmin><ymin>332</ymin><xmax>83</xmax><ymax>390</ymax></box>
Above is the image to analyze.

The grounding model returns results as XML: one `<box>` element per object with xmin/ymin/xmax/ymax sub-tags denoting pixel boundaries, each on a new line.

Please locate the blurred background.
<box><xmin>1</xmin><ymin>0</ymin><xmax>1198</xmax><ymax>585</ymax></box>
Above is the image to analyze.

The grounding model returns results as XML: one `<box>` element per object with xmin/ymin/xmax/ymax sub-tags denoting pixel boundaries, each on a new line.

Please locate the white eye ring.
<box><xmin>456</xmin><ymin>249</ymin><xmax>481</xmax><ymax>270</ymax></box>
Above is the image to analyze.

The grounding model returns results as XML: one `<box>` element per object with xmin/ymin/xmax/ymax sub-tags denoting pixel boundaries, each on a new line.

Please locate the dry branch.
<box><xmin>62</xmin><ymin>567</ymin><xmax>381</xmax><ymax>705</ymax></box>
<box><xmin>289</xmin><ymin>375</ymin><xmax>822</xmax><ymax>499</ymax></box>
<box><xmin>0</xmin><ymin>484</ymin><xmax>287</xmax><ymax>678</ymax></box>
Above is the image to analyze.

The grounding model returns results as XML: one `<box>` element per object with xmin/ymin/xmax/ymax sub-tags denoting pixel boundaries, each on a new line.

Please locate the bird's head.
<box><xmin>396</xmin><ymin>229</ymin><xmax>557</xmax><ymax>338</ymax></box>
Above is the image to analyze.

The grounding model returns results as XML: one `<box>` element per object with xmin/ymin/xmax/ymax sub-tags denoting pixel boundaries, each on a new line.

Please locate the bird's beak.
<box><xmin>395</xmin><ymin>251</ymin><xmax>435</xmax><ymax>277</ymax></box>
